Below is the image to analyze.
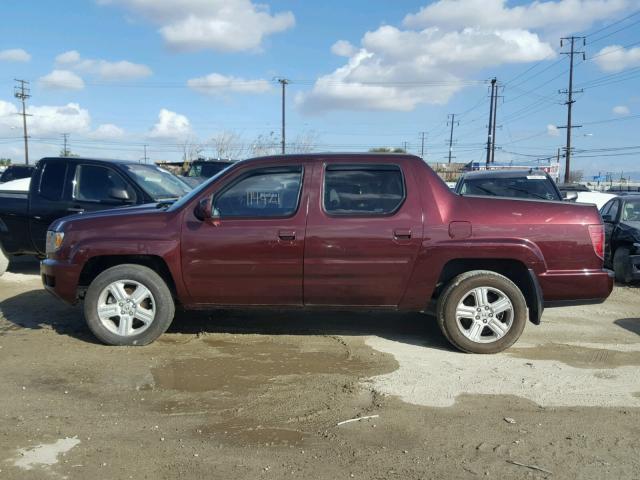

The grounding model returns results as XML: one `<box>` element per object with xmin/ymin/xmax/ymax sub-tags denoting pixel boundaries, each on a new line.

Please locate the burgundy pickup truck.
<box><xmin>41</xmin><ymin>154</ymin><xmax>613</xmax><ymax>353</ymax></box>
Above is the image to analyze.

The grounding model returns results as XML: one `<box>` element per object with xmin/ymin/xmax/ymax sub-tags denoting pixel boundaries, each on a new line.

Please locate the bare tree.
<box><xmin>567</xmin><ymin>169</ymin><xmax>584</xmax><ymax>183</ymax></box>
<box><xmin>210</xmin><ymin>131</ymin><xmax>245</xmax><ymax>159</ymax></box>
<box><xmin>180</xmin><ymin>136</ymin><xmax>204</xmax><ymax>163</ymax></box>
<box><xmin>249</xmin><ymin>132</ymin><xmax>279</xmax><ymax>157</ymax></box>
<box><xmin>289</xmin><ymin>130</ymin><xmax>318</xmax><ymax>154</ymax></box>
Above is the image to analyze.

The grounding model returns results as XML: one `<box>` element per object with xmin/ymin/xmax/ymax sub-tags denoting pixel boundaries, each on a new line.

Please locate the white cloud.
<box><xmin>594</xmin><ymin>45</ymin><xmax>640</xmax><ymax>72</ymax></box>
<box><xmin>38</xmin><ymin>70</ymin><xmax>85</xmax><ymax>90</ymax></box>
<box><xmin>298</xmin><ymin>26</ymin><xmax>554</xmax><ymax>113</ymax></box>
<box><xmin>0</xmin><ymin>100</ymin><xmax>91</xmax><ymax>136</ymax></box>
<box><xmin>54</xmin><ymin>50</ymin><xmax>152</xmax><ymax>80</ymax></box>
<box><xmin>0</xmin><ymin>48</ymin><xmax>31</xmax><ymax>62</ymax></box>
<box><xmin>187</xmin><ymin>73</ymin><xmax>272</xmax><ymax>95</ymax></box>
<box><xmin>99</xmin><ymin>0</ymin><xmax>295</xmax><ymax>52</ymax></box>
<box><xmin>547</xmin><ymin>124</ymin><xmax>559</xmax><ymax>136</ymax></box>
<box><xmin>298</xmin><ymin>1</ymin><xmax>633</xmax><ymax>114</ymax></box>
<box><xmin>89</xmin><ymin>123</ymin><xmax>125</xmax><ymax>139</ymax></box>
<box><xmin>331</xmin><ymin>40</ymin><xmax>356</xmax><ymax>57</ymax></box>
<box><xmin>403</xmin><ymin>0</ymin><xmax>630</xmax><ymax>35</ymax></box>
<box><xmin>148</xmin><ymin>108</ymin><xmax>191</xmax><ymax>139</ymax></box>
<box><xmin>612</xmin><ymin>105</ymin><xmax>631</xmax><ymax>116</ymax></box>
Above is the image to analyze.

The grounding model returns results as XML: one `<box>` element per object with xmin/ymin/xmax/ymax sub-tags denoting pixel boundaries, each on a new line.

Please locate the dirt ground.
<box><xmin>0</xmin><ymin>258</ymin><xmax>639</xmax><ymax>479</ymax></box>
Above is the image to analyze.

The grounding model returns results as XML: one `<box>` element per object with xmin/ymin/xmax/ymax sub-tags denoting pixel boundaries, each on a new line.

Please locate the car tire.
<box><xmin>84</xmin><ymin>264</ymin><xmax>175</xmax><ymax>346</ymax></box>
<box><xmin>437</xmin><ymin>270</ymin><xmax>528</xmax><ymax>354</ymax></box>
<box><xmin>0</xmin><ymin>245</ymin><xmax>8</xmax><ymax>277</ymax></box>
<box><xmin>613</xmin><ymin>247</ymin><xmax>632</xmax><ymax>284</ymax></box>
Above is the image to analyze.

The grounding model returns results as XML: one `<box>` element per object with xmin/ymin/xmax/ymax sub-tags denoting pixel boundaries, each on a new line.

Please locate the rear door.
<box><xmin>601</xmin><ymin>199</ymin><xmax>620</xmax><ymax>265</ymax></box>
<box><xmin>304</xmin><ymin>160</ymin><xmax>423</xmax><ymax>307</ymax></box>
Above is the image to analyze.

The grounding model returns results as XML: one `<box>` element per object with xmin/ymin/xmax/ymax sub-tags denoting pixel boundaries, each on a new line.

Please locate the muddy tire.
<box><xmin>613</xmin><ymin>247</ymin><xmax>632</xmax><ymax>284</ymax></box>
<box><xmin>437</xmin><ymin>270</ymin><xmax>527</xmax><ymax>354</ymax></box>
<box><xmin>0</xmin><ymin>245</ymin><xmax>8</xmax><ymax>277</ymax></box>
<box><xmin>84</xmin><ymin>264</ymin><xmax>175</xmax><ymax>346</ymax></box>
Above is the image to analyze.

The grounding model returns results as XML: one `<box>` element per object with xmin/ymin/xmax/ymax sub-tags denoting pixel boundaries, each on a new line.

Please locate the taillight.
<box><xmin>588</xmin><ymin>224</ymin><xmax>604</xmax><ymax>260</ymax></box>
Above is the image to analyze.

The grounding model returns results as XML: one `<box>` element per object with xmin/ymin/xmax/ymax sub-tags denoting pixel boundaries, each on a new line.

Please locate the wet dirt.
<box><xmin>508</xmin><ymin>343</ymin><xmax>640</xmax><ymax>368</ymax></box>
<box><xmin>1</xmin><ymin>261</ymin><xmax>639</xmax><ymax>479</ymax></box>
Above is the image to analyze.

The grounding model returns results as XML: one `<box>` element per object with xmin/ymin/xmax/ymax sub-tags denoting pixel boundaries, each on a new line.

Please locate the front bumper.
<box><xmin>40</xmin><ymin>258</ymin><xmax>81</xmax><ymax>305</ymax></box>
<box><xmin>539</xmin><ymin>268</ymin><xmax>614</xmax><ymax>307</ymax></box>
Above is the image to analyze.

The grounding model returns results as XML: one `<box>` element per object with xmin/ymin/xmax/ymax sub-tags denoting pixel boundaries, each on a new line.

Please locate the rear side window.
<box><xmin>324</xmin><ymin>164</ymin><xmax>405</xmax><ymax>215</ymax></box>
<box><xmin>39</xmin><ymin>162</ymin><xmax>67</xmax><ymax>200</ymax></box>
<box><xmin>213</xmin><ymin>167</ymin><xmax>302</xmax><ymax>218</ymax></box>
<box><xmin>73</xmin><ymin>164</ymin><xmax>132</xmax><ymax>203</ymax></box>
<box><xmin>460</xmin><ymin>176</ymin><xmax>560</xmax><ymax>201</ymax></box>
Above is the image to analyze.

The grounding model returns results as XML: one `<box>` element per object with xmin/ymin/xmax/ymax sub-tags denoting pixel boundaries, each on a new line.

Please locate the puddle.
<box><xmin>150</xmin><ymin>338</ymin><xmax>364</xmax><ymax>394</ymax></box>
<box><xmin>200</xmin><ymin>422</ymin><xmax>308</xmax><ymax>447</ymax></box>
<box><xmin>13</xmin><ymin>436</ymin><xmax>80</xmax><ymax>470</ymax></box>
<box><xmin>508</xmin><ymin>344</ymin><xmax>640</xmax><ymax>369</ymax></box>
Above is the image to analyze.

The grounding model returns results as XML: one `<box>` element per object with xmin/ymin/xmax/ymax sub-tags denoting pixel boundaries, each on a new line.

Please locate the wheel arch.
<box><xmin>78</xmin><ymin>255</ymin><xmax>177</xmax><ymax>299</ymax></box>
<box><xmin>433</xmin><ymin>258</ymin><xmax>543</xmax><ymax>324</ymax></box>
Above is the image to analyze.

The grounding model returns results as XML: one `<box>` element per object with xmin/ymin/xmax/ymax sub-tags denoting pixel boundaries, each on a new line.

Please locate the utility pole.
<box><xmin>143</xmin><ymin>144</ymin><xmax>149</xmax><ymax>164</ymax></box>
<box><xmin>403</xmin><ymin>141</ymin><xmax>408</xmax><ymax>152</ymax></box>
<box><xmin>490</xmin><ymin>80</ymin><xmax>499</xmax><ymax>164</ymax></box>
<box><xmin>420</xmin><ymin>131</ymin><xmax>427</xmax><ymax>159</ymax></box>
<box><xmin>447</xmin><ymin>114</ymin><xmax>458</xmax><ymax>164</ymax></box>
<box><xmin>486</xmin><ymin>78</ymin><xmax>496</xmax><ymax>166</ymax></box>
<box><xmin>14</xmin><ymin>79</ymin><xmax>31</xmax><ymax>165</ymax></box>
<box><xmin>277</xmin><ymin>78</ymin><xmax>289</xmax><ymax>155</ymax></box>
<box><xmin>61</xmin><ymin>133</ymin><xmax>70</xmax><ymax>157</ymax></box>
<box><xmin>558</xmin><ymin>36</ymin><xmax>585</xmax><ymax>184</ymax></box>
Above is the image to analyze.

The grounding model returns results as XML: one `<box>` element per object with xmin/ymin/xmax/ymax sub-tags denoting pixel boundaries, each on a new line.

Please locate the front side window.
<box><xmin>213</xmin><ymin>167</ymin><xmax>302</xmax><ymax>218</ymax></box>
<box><xmin>39</xmin><ymin>162</ymin><xmax>67</xmax><ymax>200</ymax></box>
<box><xmin>73</xmin><ymin>164</ymin><xmax>133</xmax><ymax>203</ymax></box>
<box><xmin>324</xmin><ymin>164</ymin><xmax>405</xmax><ymax>215</ymax></box>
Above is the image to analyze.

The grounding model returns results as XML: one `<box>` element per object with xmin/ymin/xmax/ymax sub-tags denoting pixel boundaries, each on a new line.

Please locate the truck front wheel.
<box><xmin>0</xmin><ymin>245</ymin><xmax>8</xmax><ymax>277</ymax></box>
<box><xmin>437</xmin><ymin>270</ymin><xmax>527</xmax><ymax>354</ymax></box>
<box><xmin>84</xmin><ymin>264</ymin><xmax>175</xmax><ymax>346</ymax></box>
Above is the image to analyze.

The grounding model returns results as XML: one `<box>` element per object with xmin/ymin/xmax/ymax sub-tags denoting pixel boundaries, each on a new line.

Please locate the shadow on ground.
<box><xmin>0</xmin><ymin>287</ymin><xmax>452</xmax><ymax>351</ymax></box>
<box><xmin>615</xmin><ymin>317</ymin><xmax>640</xmax><ymax>336</ymax></box>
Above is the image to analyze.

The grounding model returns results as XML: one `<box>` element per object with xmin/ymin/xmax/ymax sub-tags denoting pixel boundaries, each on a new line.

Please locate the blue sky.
<box><xmin>1</xmin><ymin>0</ymin><xmax>640</xmax><ymax>179</ymax></box>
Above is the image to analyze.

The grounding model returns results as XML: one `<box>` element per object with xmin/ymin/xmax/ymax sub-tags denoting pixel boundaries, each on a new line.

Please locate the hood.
<box><xmin>51</xmin><ymin>202</ymin><xmax>167</xmax><ymax>231</ymax></box>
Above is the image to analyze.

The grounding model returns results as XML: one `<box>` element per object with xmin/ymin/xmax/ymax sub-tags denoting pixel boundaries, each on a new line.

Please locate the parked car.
<box><xmin>0</xmin><ymin>164</ymin><xmax>35</xmax><ymax>183</ymax></box>
<box><xmin>607</xmin><ymin>185</ymin><xmax>640</xmax><ymax>193</ymax></box>
<box><xmin>41</xmin><ymin>153</ymin><xmax>612</xmax><ymax>353</ymax></box>
<box><xmin>0</xmin><ymin>157</ymin><xmax>191</xmax><ymax>275</ymax></box>
<box><xmin>183</xmin><ymin>160</ymin><xmax>234</xmax><ymax>186</ymax></box>
<box><xmin>455</xmin><ymin>169</ymin><xmax>568</xmax><ymax>201</ymax></box>
<box><xmin>600</xmin><ymin>195</ymin><xmax>640</xmax><ymax>283</ymax></box>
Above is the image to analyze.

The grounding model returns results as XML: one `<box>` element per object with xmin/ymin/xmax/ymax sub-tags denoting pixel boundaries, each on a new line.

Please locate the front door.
<box><xmin>181</xmin><ymin>165</ymin><xmax>307</xmax><ymax>305</ymax></box>
<box><xmin>304</xmin><ymin>161</ymin><xmax>423</xmax><ymax>307</ymax></box>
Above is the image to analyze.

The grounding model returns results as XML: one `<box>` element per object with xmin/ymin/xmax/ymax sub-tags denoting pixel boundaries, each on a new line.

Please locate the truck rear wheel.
<box><xmin>0</xmin><ymin>245</ymin><xmax>8</xmax><ymax>277</ymax></box>
<box><xmin>437</xmin><ymin>270</ymin><xmax>527</xmax><ymax>354</ymax></box>
<box><xmin>84</xmin><ymin>264</ymin><xmax>175</xmax><ymax>346</ymax></box>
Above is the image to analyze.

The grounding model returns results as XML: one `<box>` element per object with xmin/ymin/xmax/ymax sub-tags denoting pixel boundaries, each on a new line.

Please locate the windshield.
<box><xmin>168</xmin><ymin>165</ymin><xmax>235</xmax><ymax>211</ymax></box>
<box><xmin>187</xmin><ymin>163</ymin><xmax>232</xmax><ymax>178</ymax></box>
<box><xmin>123</xmin><ymin>164</ymin><xmax>192</xmax><ymax>201</ymax></box>
<box><xmin>459</xmin><ymin>175</ymin><xmax>561</xmax><ymax>201</ymax></box>
<box><xmin>622</xmin><ymin>199</ymin><xmax>640</xmax><ymax>222</ymax></box>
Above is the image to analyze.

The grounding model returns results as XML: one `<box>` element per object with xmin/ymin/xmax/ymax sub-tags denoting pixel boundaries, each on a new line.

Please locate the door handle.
<box><xmin>278</xmin><ymin>230</ymin><xmax>296</xmax><ymax>241</ymax></box>
<box><xmin>393</xmin><ymin>228</ymin><xmax>412</xmax><ymax>240</ymax></box>
<box><xmin>67</xmin><ymin>207</ymin><xmax>85</xmax><ymax>214</ymax></box>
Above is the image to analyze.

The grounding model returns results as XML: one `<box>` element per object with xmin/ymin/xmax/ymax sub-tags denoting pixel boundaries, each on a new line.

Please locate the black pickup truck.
<box><xmin>0</xmin><ymin>157</ymin><xmax>191</xmax><ymax>275</ymax></box>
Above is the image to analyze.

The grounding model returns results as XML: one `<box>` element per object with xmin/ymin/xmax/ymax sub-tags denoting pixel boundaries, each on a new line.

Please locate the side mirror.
<box><xmin>194</xmin><ymin>196</ymin><xmax>213</xmax><ymax>221</ymax></box>
<box><xmin>563</xmin><ymin>191</ymin><xmax>578</xmax><ymax>201</ymax></box>
<box><xmin>601</xmin><ymin>214</ymin><xmax>613</xmax><ymax>223</ymax></box>
<box><xmin>108</xmin><ymin>187</ymin><xmax>131</xmax><ymax>202</ymax></box>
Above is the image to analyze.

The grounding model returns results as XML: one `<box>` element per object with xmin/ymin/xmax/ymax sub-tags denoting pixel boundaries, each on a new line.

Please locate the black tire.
<box><xmin>84</xmin><ymin>264</ymin><xmax>175</xmax><ymax>346</ymax></box>
<box><xmin>0</xmin><ymin>245</ymin><xmax>8</xmax><ymax>277</ymax></box>
<box><xmin>613</xmin><ymin>247</ymin><xmax>632</xmax><ymax>284</ymax></box>
<box><xmin>437</xmin><ymin>270</ymin><xmax>528</xmax><ymax>354</ymax></box>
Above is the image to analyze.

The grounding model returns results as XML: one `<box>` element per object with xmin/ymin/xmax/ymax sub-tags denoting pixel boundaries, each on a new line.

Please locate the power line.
<box><xmin>585</xmin><ymin>10</ymin><xmax>640</xmax><ymax>39</ymax></box>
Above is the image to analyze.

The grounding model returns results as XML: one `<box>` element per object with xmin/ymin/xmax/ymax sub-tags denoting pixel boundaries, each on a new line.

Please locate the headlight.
<box><xmin>46</xmin><ymin>231</ymin><xmax>65</xmax><ymax>254</ymax></box>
